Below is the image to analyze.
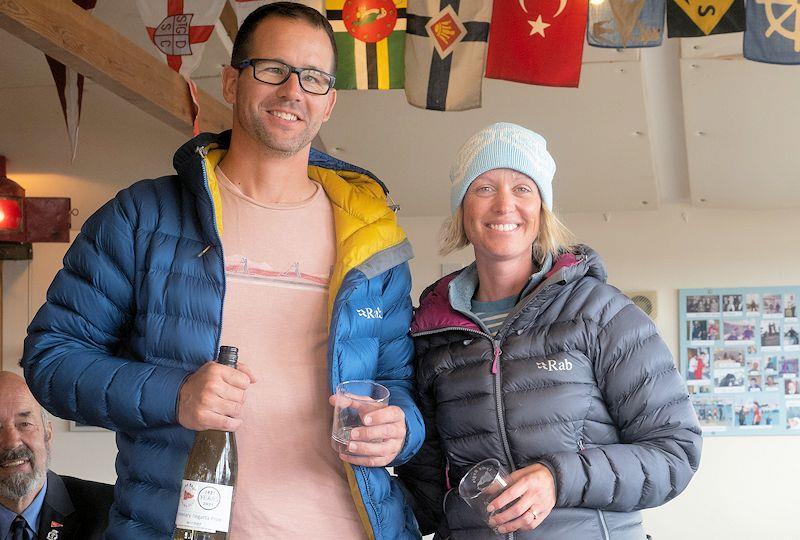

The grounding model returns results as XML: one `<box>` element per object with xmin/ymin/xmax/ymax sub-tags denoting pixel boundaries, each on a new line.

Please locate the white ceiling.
<box><xmin>1</xmin><ymin>1</ymin><xmax>799</xmax><ymax>217</ymax></box>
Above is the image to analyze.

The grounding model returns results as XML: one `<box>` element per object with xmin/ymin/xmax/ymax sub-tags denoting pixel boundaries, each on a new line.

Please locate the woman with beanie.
<box><xmin>396</xmin><ymin>122</ymin><xmax>702</xmax><ymax>539</ymax></box>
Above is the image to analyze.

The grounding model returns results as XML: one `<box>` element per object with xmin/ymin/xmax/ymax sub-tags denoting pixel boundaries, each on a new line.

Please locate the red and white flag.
<box><xmin>45</xmin><ymin>0</ymin><xmax>97</xmax><ymax>162</ymax></box>
<box><xmin>137</xmin><ymin>0</ymin><xmax>227</xmax><ymax>76</ymax></box>
<box><xmin>485</xmin><ymin>0</ymin><xmax>587</xmax><ymax>87</ymax></box>
<box><xmin>231</xmin><ymin>0</ymin><xmax>325</xmax><ymax>28</ymax></box>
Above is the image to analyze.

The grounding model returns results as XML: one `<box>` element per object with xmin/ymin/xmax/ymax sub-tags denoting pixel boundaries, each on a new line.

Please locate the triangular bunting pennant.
<box><xmin>744</xmin><ymin>0</ymin><xmax>800</xmax><ymax>64</ymax></box>
<box><xmin>137</xmin><ymin>0</ymin><xmax>227</xmax><ymax>77</ymax></box>
<box><xmin>45</xmin><ymin>0</ymin><xmax>97</xmax><ymax>162</ymax></box>
<box><xmin>588</xmin><ymin>0</ymin><xmax>666</xmax><ymax>48</ymax></box>
<box><xmin>666</xmin><ymin>0</ymin><xmax>745</xmax><ymax>37</ymax></box>
<box><xmin>231</xmin><ymin>0</ymin><xmax>325</xmax><ymax>28</ymax></box>
<box><xmin>485</xmin><ymin>0</ymin><xmax>587</xmax><ymax>88</ymax></box>
<box><xmin>326</xmin><ymin>0</ymin><xmax>407</xmax><ymax>90</ymax></box>
<box><xmin>404</xmin><ymin>1</ymin><xmax>491</xmax><ymax>111</ymax></box>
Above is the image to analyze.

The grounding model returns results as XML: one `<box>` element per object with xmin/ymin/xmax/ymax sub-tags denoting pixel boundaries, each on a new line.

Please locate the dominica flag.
<box><xmin>326</xmin><ymin>0</ymin><xmax>407</xmax><ymax>89</ymax></box>
<box><xmin>667</xmin><ymin>0</ymin><xmax>745</xmax><ymax>37</ymax></box>
<box><xmin>405</xmin><ymin>1</ymin><xmax>491</xmax><ymax>111</ymax></box>
<box><xmin>587</xmin><ymin>0</ymin><xmax>665</xmax><ymax>48</ymax></box>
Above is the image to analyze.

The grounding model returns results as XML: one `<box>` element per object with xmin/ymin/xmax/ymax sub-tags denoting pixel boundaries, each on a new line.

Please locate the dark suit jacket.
<box><xmin>36</xmin><ymin>471</ymin><xmax>114</xmax><ymax>540</ymax></box>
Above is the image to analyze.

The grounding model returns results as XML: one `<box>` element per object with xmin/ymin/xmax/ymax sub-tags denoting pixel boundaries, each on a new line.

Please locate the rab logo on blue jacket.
<box><xmin>537</xmin><ymin>358</ymin><xmax>573</xmax><ymax>371</ymax></box>
<box><xmin>356</xmin><ymin>307</ymin><xmax>383</xmax><ymax>319</ymax></box>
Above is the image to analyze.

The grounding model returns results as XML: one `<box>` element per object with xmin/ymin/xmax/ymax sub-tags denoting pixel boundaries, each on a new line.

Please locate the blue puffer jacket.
<box><xmin>23</xmin><ymin>131</ymin><xmax>424</xmax><ymax>540</ymax></box>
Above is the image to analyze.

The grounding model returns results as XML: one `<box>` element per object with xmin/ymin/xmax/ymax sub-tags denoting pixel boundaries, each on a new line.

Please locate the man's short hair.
<box><xmin>231</xmin><ymin>2</ymin><xmax>338</xmax><ymax>73</ymax></box>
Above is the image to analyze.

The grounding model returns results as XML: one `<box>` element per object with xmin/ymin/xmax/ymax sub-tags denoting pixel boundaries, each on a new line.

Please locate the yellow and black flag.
<box><xmin>667</xmin><ymin>0</ymin><xmax>745</xmax><ymax>37</ymax></box>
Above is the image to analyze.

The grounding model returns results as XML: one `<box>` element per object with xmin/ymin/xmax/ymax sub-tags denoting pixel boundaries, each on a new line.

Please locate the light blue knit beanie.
<box><xmin>449</xmin><ymin>122</ymin><xmax>556</xmax><ymax>213</ymax></box>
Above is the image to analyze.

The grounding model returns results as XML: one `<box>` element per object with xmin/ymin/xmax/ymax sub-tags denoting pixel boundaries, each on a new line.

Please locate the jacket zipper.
<box><xmin>413</xmin><ymin>265</ymin><xmax>582</xmax><ymax>539</ymax></box>
<box><xmin>412</xmin><ymin>328</ymin><xmax>516</xmax><ymax>540</ymax></box>
<box><xmin>493</xmin><ymin>338</ymin><xmax>515</xmax><ymax>540</ymax></box>
<box><xmin>196</xmin><ymin>145</ymin><xmax>226</xmax><ymax>355</ymax></box>
<box><xmin>414</xmin><ymin>283</ymin><xmax>566</xmax><ymax>540</ymax></box>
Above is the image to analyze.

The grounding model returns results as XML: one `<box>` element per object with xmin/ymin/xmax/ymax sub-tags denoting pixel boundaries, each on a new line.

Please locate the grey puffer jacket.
<box><xmin>397</xmin><ymin>246</ymin><xmax>702</xmax><ymax>540</ymax></box>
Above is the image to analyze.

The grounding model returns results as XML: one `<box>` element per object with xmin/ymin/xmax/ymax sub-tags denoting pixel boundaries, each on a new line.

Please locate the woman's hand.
<box><xmin>486</xmin><ymin>463</ymin><xmax>556</xmax><ymax>534</ymax></box>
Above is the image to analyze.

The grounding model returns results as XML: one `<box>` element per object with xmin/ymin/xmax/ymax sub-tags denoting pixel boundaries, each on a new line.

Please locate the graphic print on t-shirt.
<box><xmin>225</xmin><ymin>255</ymin><xmax>332</xmax><ymax>292</ymax></box>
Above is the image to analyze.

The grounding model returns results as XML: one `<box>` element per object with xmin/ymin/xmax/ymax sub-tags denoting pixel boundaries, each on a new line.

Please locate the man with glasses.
<box><xmin>22</xmin><ymin>3</ymin><xmax>423</xmax><ymax>539</ymax></box>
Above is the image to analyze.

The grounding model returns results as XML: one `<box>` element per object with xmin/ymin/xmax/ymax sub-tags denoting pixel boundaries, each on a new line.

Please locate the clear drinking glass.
<box><xmin>331</xmin><ymin>380</ymin><xmax>390</xmax><ymax>456</ymax></box>
<box><xmin>458</xmin><ymin>458</ymin><xmax>514</xmax><ymax>525</ymax></box>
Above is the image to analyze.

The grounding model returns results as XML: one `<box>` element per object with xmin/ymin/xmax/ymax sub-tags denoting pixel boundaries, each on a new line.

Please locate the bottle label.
<box><xmin>175</xmin><ymin>480</ymin><xmax>234</xmax><ymax>533</ymax></box>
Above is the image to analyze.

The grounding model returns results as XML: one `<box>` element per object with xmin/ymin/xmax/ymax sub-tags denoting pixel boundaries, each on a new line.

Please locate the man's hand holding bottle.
<box><xmin>177</xmin><ymin>360</ymin><xmax>257</xmax><ymax>431</ymax></box>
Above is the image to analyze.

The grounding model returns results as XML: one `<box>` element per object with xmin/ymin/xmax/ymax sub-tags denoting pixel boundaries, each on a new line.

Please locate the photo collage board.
<box><xmin>680</xmin><ymin>287</ymin><xmax>800</xmax><ymax>436</ymax></box>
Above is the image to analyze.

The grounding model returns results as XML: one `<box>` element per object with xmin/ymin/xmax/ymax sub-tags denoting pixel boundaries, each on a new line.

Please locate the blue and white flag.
<box><xmin>588</xmin><ymin>0</ymin><xmax>666</xmax><ymax>48</ymax></box>
<box><xmin>743</xmin><ymin>0</ymin><xmax>800</xmax><ymax>64</ymax></box>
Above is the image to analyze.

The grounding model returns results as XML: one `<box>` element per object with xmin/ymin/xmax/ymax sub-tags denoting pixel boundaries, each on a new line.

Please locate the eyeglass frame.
<box><xmin>234</xmin><ymin>58</ymin><xmax>336</xmax><ymax>95</ymax></box>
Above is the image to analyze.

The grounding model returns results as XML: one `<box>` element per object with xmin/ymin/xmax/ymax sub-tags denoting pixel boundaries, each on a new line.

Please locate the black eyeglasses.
<box><xmin>235</xmin><ymin>58</ymin><xmax>336</xmax><ymax>95</ymax></box>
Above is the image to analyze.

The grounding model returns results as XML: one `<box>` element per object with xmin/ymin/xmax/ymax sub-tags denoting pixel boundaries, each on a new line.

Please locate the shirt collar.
<box><xmin>0</xmin><ymin>478</ymin><xmax>47</xmax><ymax>538</ymax></box>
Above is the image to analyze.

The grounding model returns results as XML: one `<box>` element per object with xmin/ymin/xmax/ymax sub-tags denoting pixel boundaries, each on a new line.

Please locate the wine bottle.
<box><xmin>173</xmin><ymin>346</ymin><xmax>239</xmax><ymax>540</ymax></box>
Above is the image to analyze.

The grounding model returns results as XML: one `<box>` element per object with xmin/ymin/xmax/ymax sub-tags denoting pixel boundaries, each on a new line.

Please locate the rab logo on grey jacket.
<box><xmin>537</xmin><ymin>358</ymin><xmax>573</xmax><ymax>371</ymax></box>
<box><xmin>356</xmin><ymin>307</ymin><xmax>383</xmax><ymax>319</ymax></box>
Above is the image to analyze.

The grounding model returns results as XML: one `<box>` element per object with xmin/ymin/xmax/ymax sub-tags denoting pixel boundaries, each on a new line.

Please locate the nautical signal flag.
<box><xmin>136</xmin><ymin>0</ymin><xmax>227</xmax><ymax>76</ymax></box>
<box><xmin>231</xmin><ymin>0</ymin><xmax>325</xmax><ymax>28</ymax></box>
<box><xmin>485</xmin><ymin>0</ymin><xmax>587</xmax><ymax>88</ymax></box>
<box><xmin>587</xmin><ymin>0</ymin><xmax>666</xmax><ymax>48</ymax></box>
<box><xmin>327</xmin><ymin>0</ymin><xmax>407</xmax><ymax>89</ymax></box>
<box><xmin>405</xmin><ymin>1</ymin><xmax>492</xmax><ymax>111</ymax></box>
<box><xmin>744</xmin><ymin>0</ymin><xmax>800</xmax><ymax>64</ymax></box>
<box><xmin>667</xmin><ymin>0</ymin><xmax>745</xmax><ymax>37</ymax></box>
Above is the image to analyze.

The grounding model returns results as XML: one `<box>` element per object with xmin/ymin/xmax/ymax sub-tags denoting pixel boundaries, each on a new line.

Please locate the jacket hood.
<box><xmin>411</xmin><ymin>244</ymin><xmax>607</xmax><ymax>334</ymax></box>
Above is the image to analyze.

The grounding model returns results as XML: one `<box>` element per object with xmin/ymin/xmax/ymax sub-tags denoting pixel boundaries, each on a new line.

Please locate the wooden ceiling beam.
<box><xmin>0</xmin><ymin>0</ymin><xmax>231</xmax><ymax>136</ymax></box>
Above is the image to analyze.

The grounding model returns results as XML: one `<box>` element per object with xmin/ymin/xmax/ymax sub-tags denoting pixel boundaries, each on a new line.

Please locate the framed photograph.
<box><xmin>785</xmin><ymin>293</ymin><xmax>797</xmax><ymax>318</ymax></box>
<box><xmin>723</xmin><ymin>319</ymin><xmax>755</xmax><ymax>344</ymax></box>
<box><xmin>762</xmin><ymin>294</ymin><xmax>783</xmax><ymax>317</ymax></box>
<box><xmin>686</xmin><ymin>294</ymin><xmax>720</xmax><ymax>317</ymax></box>
<box><xmin>722</xmin><ymin>294</ymin><xmax>743</xmax><ymax>316</ymax></box>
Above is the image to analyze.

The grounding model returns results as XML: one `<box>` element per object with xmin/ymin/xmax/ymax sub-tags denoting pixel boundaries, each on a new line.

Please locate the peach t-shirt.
<box><xmin>216</xmin><ymin>166</ymin><xmax>366</xmax><ymax>539</ymax></box>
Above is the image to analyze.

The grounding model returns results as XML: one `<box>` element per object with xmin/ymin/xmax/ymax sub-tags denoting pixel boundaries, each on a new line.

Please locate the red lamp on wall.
<box><xmin>0</xmin><ymin>157</ymin><xmax>25</xmax><ymax>240</ymax></box>
<box><xmin>0</xmin><ymin>156</ymin><xmax>72</xmax><ymax>260</ymax></box>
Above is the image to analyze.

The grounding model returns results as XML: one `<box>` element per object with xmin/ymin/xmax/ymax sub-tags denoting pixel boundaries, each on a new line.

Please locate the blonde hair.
<box><xmin>439</xmin><ymin>205</ymin><xmax>575</xmax><ymax>264</ymax></box>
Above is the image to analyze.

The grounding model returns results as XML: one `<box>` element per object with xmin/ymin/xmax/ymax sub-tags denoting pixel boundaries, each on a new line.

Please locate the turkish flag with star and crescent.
<box><xmin>137</xmin><ymin>0</ymin><xmax>227</xmax><ymax>77</ymax></box>
<box><xmin>485</xmin><ymin>0</ymin><xmax>587</xmax><ymax>87</ymax></box>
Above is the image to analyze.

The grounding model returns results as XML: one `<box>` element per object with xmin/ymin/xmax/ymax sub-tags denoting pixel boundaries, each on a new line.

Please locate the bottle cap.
<box><xmin>217</xmin><ymin>346</ymin><xmax>238</xmax><ymax>368</ymax></box>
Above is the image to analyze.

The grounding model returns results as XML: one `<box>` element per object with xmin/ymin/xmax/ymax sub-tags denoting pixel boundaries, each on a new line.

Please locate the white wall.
<box><xmin>400</xmin><ymin>205</ymin><xmax>798</xmax><ymax>540</ymax></box>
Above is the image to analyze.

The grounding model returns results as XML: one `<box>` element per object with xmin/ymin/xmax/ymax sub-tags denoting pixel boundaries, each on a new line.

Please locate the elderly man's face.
<box><xmin>0</xmin><ymin>376</ymin><xmax>51</xmax><ymax>503</ymax></box>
